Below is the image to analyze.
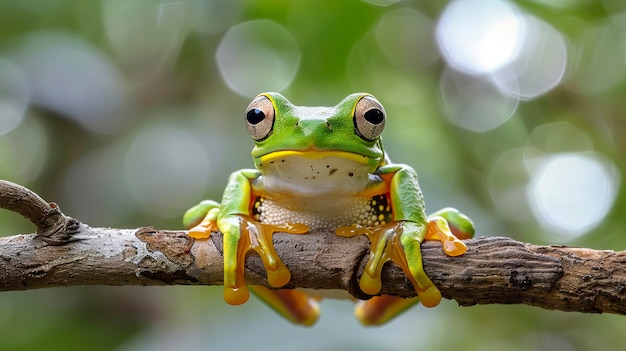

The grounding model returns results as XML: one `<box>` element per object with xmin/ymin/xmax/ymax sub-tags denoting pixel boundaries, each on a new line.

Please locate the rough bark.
<box><xmin>1</xmin><ymin>180</ymin><xmax>625</xmax><ymax>315</ymax></box>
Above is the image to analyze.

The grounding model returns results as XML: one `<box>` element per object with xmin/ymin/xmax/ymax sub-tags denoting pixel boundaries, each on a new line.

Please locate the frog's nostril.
<box><xmin>325</xmin><ymin>121</ymin><xmax>332</xmax><ymax>130</ymax></box>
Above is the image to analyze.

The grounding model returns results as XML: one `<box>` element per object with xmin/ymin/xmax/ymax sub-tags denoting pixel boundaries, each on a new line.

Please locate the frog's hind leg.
<box><xmin>250</xmin><ymin>286</ymin><xmax>320</xmax><ymax>326</ymax></box>
<box><xmin>355</xmin><ymin>295</ymin><xmax>419</xmax><ymax>326</ymax></box>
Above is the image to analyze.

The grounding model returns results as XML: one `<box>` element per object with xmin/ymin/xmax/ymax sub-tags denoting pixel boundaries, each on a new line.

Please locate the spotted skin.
<box><xmin>251</xmin><ymin>194</ymin><xmax>392</xmax><ymax>230</ymax></box>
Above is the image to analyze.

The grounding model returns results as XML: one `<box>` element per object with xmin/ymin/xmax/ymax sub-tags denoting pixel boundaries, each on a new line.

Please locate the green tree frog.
<box><xmin>183</xmin><ymin>93</ymin><xmax>475</xmax><ymax>326</ymax></box>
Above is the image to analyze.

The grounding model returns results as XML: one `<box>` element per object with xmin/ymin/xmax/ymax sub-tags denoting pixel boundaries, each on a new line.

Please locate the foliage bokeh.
<box><xmin>0</xmin><ymin>0</ymin><xmax>625</xmax><ymax>350</ymax></box>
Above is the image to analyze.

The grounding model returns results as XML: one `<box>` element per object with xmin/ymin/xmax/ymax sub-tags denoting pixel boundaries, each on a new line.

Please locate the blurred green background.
<box><xmin>1</xmin><ymin>0</ymin><xmax>625</xmax><ymax>350</ymax></box>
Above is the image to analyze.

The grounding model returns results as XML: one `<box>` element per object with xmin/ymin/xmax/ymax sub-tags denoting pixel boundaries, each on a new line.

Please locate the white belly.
<box><xmin>255</xmin><ymin>154</ymin><xmax>390</xmax><ymax>230</ymax></box>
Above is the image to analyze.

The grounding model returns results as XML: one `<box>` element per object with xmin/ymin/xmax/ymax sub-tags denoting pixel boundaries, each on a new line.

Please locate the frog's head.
<box><xmin>246</xmin><ymin>92</ymin><xmax>387</xmax><ymax>173</ymax></box>
<box><xmin>243</xmin><ymin>92</ymin><xmax>388</xmax><ymax>197</ymax></box>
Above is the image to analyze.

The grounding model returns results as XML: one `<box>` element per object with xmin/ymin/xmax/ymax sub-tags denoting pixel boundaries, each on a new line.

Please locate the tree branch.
<box><xmin>1</xmin><ymin>180</ymin><xmax>625</xmax><ymax>315</ymax></box>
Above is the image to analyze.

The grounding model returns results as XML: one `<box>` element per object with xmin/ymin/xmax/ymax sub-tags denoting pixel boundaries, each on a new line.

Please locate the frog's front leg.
<box><xmin>218</xmin><ymin>213</ymin><xmax>308</xmax><ymax>304</ymax></box>
<box><xmin>350</xmin><ymin>209</ymin><xmax>474</xmax><ymax>325</ymax></box>
<box><xmin>186</xmin><ymin>169</ymin><xmax>308</xmax><ymax>305</ymax></box>
<box><xmin>184</xmin><ymin>200</ymin><xmax>221</xmax><ymax>237</ymax></box>
<box><xmin>338</xmin><ymin>164</ymin><xmax>474</xmax><ymax>325</ymax></box>
<box><xmin>428</xmin><ymin>207</ymin><xmax>475</xmax><ymax>241</ymax></box>
<box><xmin>338</xmin><ymin>220</ymin><xmax>444</xmax><ymax>306</ymax></box>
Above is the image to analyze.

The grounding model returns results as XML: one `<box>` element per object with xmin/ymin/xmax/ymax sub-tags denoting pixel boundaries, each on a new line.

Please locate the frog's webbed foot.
<box><xmin>429</xmin><ymin>207</ymin><xmax>475</xmax><ymax>241</ymax></box>
<box><xmin>220</xmin><ymin>215</ymin><xmax>309</xmax><ymax>306</ymax></box>
<box><xmin>187</xmin><ymin>207</ymin><xmax>220</xmax><ymax>239</ymax></box>
<box><xmin>424</xmin><ymin>215</ymin><xmax>468</xmax><ymax>257</ymax></box>
<box><xmin>250</xmin><ymin>286</ymin><xmax>320</xmax><ymax>326</ymax></box>
<box><xmin>337</xmin><ymin>221</ymin><xmax>441</xmax><ymax>307</ymax></box>
<box><xmin>337</xmin><ymin>216</ymin><xmax>469</xmax><ymax>310</ymax></box>
<box><xmin>349</xmin><ymin>214</ymin><xmax>473</xmax><ymax>325</ymax></box>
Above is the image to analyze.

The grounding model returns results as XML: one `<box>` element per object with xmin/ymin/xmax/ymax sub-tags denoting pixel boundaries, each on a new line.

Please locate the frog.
<box><xmin>183</xmin><ymin>92</ymin><xmax>475</xmax><ymax>326</ymax></box>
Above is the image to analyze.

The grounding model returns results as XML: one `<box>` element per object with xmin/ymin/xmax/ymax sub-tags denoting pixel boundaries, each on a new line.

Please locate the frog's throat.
<box><xmin>257</xmin><ymin>150</ymin><xmax>371</xmax><ymax>165</ymax></box>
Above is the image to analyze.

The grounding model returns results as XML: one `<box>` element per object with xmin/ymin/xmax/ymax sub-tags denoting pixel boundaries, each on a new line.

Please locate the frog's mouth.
<box><xmin>258</xmin><ymin>150</ymin><xmax>371</xmax><ymax>166</ymax></box>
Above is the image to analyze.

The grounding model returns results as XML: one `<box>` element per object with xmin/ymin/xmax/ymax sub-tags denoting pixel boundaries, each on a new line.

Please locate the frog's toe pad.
<box><xmin>443</xmin><ymin>238</ymin><xmax>467</xmax><ymax>257</ymax></box>
<box><xmin>418</xmin><ymin>285</ymin><xmax>442</xmax><ymax>308</ymax></box>
<box><xmin>224</xmin><ymin>285</ymin><xmax>250</xmax><ymax>305</ymax></box>
<box><xmin>266</xmin><ymin>264</ymin><xmax>291</xmax><ymax>288</ymax></box>
<box><xmin>187</xmin><ymin>208</ymin><xmax>219</xmax><ymax>239</ymax></box>
<box><xmin>359</xmin><ymin>272</ymin><xmax>383</xmax><ymax>296</ymax></box>
<box><xmin>188</xmin><ymin>225</ymin><xmax>212</xmax><ymax>239</ymax></box>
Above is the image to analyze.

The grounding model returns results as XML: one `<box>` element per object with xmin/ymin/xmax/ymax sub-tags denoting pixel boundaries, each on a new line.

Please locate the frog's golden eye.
<box><xmin>245</xmin><ymin>95</ymin><xmax>275</xmax><ymax>141</ymax></box>
<box><xmin>354</xmin><ymin>96</ymin><xmax>385</xmax><ymax>141</ymax></box>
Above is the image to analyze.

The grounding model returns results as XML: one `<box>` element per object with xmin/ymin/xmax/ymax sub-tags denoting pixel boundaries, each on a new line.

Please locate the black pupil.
<box><xmin>247</xmin><ymin>109</ymin><xmax>266</xmax><ymax>125</ymax></box>
<box><xmin>364</xmin><ymin>109</ymin><xmax>384</xmax><ymax>125</ymax></box>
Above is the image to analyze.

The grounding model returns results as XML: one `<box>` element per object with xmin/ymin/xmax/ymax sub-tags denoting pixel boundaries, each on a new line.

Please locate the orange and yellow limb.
<box><xmin>185</xmin><ymin>198</ymin><xmax>317</xmax><ymax>325</ymax></box>
<box><xmin>250</xmin><ymin>286</ymin><xmax>320</xmax><ymax>326</ymax></box>
<box><xmin>337</xmin><ymin>208</ymin><xmax>474</xmax><ymax>326</ymax></box>
<box><xmin>187</xmin><ymin>209</ymin><xmax>308</xmax><ymax>305</ymax></box>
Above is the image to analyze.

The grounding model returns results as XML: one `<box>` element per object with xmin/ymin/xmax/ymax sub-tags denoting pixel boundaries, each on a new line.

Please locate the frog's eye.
<box><xmin>245</xmin><ymin>95</ymin><xmax>275</xmax><ymax>141</ymax></box>
<box><xmin>354</xmin><ymin>96</ymin><xmax>385</xmax><ymax>141</ymax></box>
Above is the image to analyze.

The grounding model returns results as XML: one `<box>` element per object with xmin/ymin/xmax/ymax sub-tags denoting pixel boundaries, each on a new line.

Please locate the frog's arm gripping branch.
<box><xmin>1</xmin><ymin>179</ymin><xmax>625</xmax><ymax>315</ymax></box>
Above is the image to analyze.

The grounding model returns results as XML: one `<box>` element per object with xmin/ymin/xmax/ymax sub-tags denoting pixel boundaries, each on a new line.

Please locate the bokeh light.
<box><xmin>574</xmin><ymin>21</ymin><xmax>626</xmax><ymax>94</ymax></box>
<box><xmin>10</xmin><ymin>31</ymin><xmax>129</xmax><ymax>134</ymax></box>
<box><xmin>347</xmin><ymin>31</ymin><xmax>425</xmax><ymax>105</ymax></box>
<box><xmin>189</xmin><ymin>0</ymin><xmax>246</xmax><ymax>35</ymax></box>
<box><xmin>0</xmin><ymin>115</ymin><xmax>48</xmax><ymax>183</ymax></box>
<box><xmin>123</xmin><ymin>123</ymin><xmax>211</xmax><ymax>217</ymax></box>
<box><xmin>488</xmin><ymin>122</ymin><xmax>617</xmax><ymax>235</ymax></box>
<box><xmin>63</xmin><ymin>147</ymin><xmax>136</xmax><ymax>226</ymax></box>
<box><xmin>527</xmin><ymin>122</ymin><xmax>593</xmax><ymax>153</ymax></box>
<box><xmin>361</xmin><ymin>0</ymin><xmax>404</xmax><ymax>6</ymax></box>
<box><xmin>436</xmin><ymin>0</ymin><xmax>524</xmax><ymax>74</ymax></box>
<box><xmin>375</xmin><ymin>8</ymin><xmax>439</xmax><ymax>69</ymax></box>
<box><xmin>436</xmin><ymin>0</ymin><xmax>568</xmax><ymax>131</ymax></box>
<box><xmin>102</xmin><ymin>0</ymin><xmax>192</xmax><ymax>80</ymax></box>
<box><xmin>487</xmin><ymin>149</ymin><xmax>534</xmax><ymax>223</ymax></box>
<box><xmin>440</xmin><ymin>68</ymin><xmax>519</xmax><ymax>132</ymax></box>
<box><xmin>526</xmin><ymin>152</ymin><xmax>619</xmax><ymax>238</ymax></box>
<box><xmin>216</xmin><ymin>20</ymin><xmax>300</xmax><ymax>97</ymax></box>
<box><xmin>0</xmin><ymin>59</ymin><xmax>29</xmax><ymax>136</ymax></box>
<box><xmin>491</xmin><ymin>15</ymin><xmax>567</xmax><ymax>100</ymax></box>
